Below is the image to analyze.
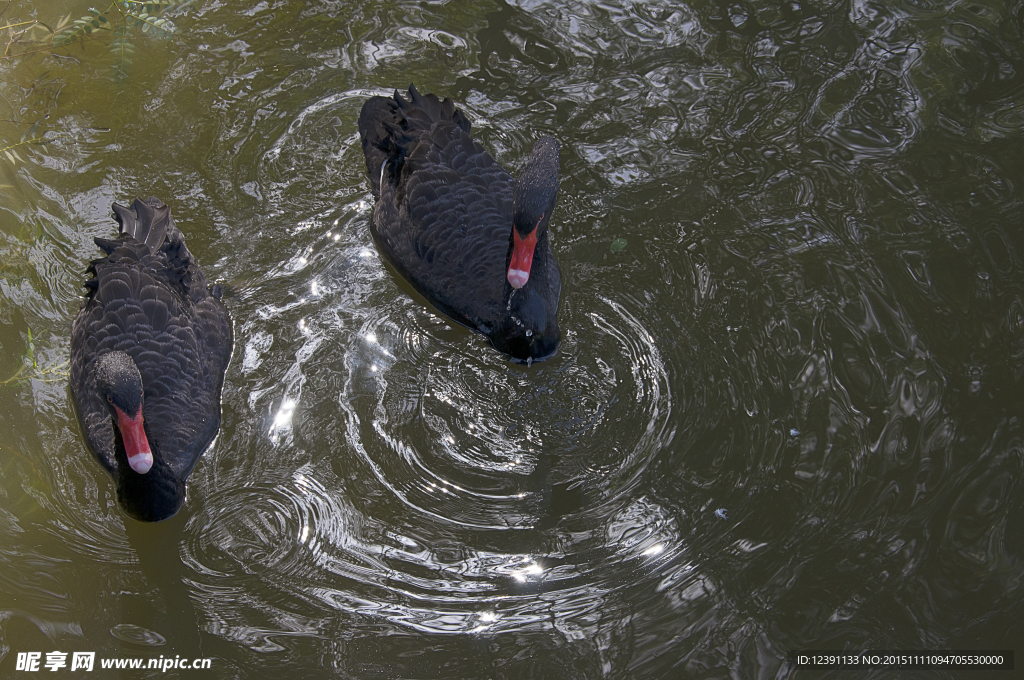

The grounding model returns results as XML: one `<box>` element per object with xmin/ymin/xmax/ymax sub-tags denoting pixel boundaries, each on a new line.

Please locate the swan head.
<box><xmin>94</xmin><ymin>352</ymin><xmax>153</xmax><ymax>475</ymax></box>
<box><xmin>508</xmin><ymin>137</ymin><xmax>559</xmax><ymax>290</ymax></box>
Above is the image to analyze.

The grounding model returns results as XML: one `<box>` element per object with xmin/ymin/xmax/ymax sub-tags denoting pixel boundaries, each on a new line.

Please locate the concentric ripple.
<box><xmin>184</xmin><ymin>182</ymin><xmax>681</xmax><ymax>635</ymax></box>
<box><xmin>342</xmin><ymin>293</ymin><xmax>672</xmax><ymax>533</ymax></box>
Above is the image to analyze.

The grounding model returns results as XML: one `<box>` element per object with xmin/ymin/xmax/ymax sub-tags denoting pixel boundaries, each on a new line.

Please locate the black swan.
<box><xmin>358</xmin><ymin>85</ymin><xmax>562</xmax><ymax>361</ymax></box>
<box><xmin>70</xmin><ymin>198</ymin><xmax>232</xmax><ymax>522</ymax></box>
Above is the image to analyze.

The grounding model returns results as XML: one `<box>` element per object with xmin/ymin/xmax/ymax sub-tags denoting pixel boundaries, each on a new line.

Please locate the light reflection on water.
<box><xmin>0</xmin><ymin>0</ymin><xmax>1022</xmax><ymax>676</ymax></box>
<box><xmin>182</xmin><ymin>203</ymin><xmax>683</xmax><ymax>641</ymax></box>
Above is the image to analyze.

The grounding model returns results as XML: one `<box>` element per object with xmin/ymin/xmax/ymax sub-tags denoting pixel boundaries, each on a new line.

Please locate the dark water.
<box><xmin>1</xmin><ymin>0</ymin><xmax>1023</xmax><ymax>677</ymax></box>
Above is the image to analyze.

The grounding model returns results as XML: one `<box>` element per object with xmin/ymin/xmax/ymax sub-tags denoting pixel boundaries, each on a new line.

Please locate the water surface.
<box><xmin>1</xmin><ymin>0</ymin><xmax>1023</xmax><ymax>677</ymax></box>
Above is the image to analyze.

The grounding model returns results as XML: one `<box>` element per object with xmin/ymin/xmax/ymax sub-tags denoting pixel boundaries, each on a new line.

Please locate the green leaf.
<box><xmin>19</xmin><ymin>121</ymin><xmax>39</xmax><ymax>143</ymax></box>
<box><xmin>611</xmin><ymin>238</ymin><xmax>627</xmax><ymax>253</ymax></box>
<box><xmin>130</xmin><ymin>11</ymin><xmax>177</xmax><ymax>36</ymax></box>
<box><xmin>122</xmin><ymin>0</ymin><xmax>186</xmax><ymax>11</ymax></box>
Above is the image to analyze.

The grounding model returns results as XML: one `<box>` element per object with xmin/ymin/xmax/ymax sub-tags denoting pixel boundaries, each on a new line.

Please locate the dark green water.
<box><xmin>1</xmin><ymin>0</ymin><xmax>1023</xmax><ymax>677</ymax></box>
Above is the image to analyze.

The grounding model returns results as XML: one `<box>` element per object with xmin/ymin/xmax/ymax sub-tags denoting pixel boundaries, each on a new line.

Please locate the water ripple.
<box><xmin>3</xmin><ymin>0</ymin><xmax>1023</xmax><ymax>676</ymax></box>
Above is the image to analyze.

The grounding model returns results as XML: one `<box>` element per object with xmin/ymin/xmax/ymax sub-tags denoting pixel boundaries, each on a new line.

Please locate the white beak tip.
<box><xmin>507</xmin><ymin>269</ymin><xmax>529</xmax><ymax>289</ymax></box>
<box><xmin>128</xmin><ymin>451</ymin><xmax>154</xmax><ymax>475</ymax></box>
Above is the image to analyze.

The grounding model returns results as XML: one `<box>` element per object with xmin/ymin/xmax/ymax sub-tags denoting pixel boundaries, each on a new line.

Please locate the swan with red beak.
<box><xmin>359</xmin><ymin>86</ymin><xmax>563</xmax><ymax>362</ymax></box>
<box><xmin>70</xmin><ymin>197</ymin><xmax>232</xmax><ymax>522</ymax></box>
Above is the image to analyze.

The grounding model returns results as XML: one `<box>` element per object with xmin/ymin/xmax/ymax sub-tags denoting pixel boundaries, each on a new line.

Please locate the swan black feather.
<box><xmin>358</xmin><ymin>85</ymin><xmax>562</xmax><ymax>361</ymax></box>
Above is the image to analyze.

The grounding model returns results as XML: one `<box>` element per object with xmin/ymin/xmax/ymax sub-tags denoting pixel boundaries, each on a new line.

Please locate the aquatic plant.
<box><xmin>52</xmin><ymin>1</ymin><xmax>185</xmax><ymax>46</ymax></box>
<box><xmin>2</xmin><ymin>328</ymin><xmax>69</xmax><ymax>387</ymax></box>
<box><xmin>52</xmin><ymin>1</ymin><xmax>191</xmax><ymax>77</ymax></box>
<box><xmin>0</xmin><ymin>0</ymin><xmax>194</xmax><ymax>164</ymax></box>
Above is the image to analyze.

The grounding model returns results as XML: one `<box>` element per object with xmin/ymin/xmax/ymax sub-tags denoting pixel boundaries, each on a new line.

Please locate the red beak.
<box><xmin>507</xmin><ymin>222</ymin><xmax>539</xmax><ymax>289</ymax></box>
<box><xmin>115</xmin><ymin>405</ymin><xmax>153</xmax><ymax>474</ymax></box>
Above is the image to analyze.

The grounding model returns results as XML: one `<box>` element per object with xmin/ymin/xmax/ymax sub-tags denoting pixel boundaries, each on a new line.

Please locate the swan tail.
<box><xmin>358</xmin><ymin>84</ymin><xmax>472</xmax><ymax>196</ymax></box>
<box><xmin>111</xmin><ymin>197</ymin><xmax>172</xmax><ymax>251</ymax></box>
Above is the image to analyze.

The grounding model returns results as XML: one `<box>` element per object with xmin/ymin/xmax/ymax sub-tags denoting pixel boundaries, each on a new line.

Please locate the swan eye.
<box><xmin>106</xmin><ymin>395</ymin><xmax>113</xmax><ymax>403</ymax></box>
